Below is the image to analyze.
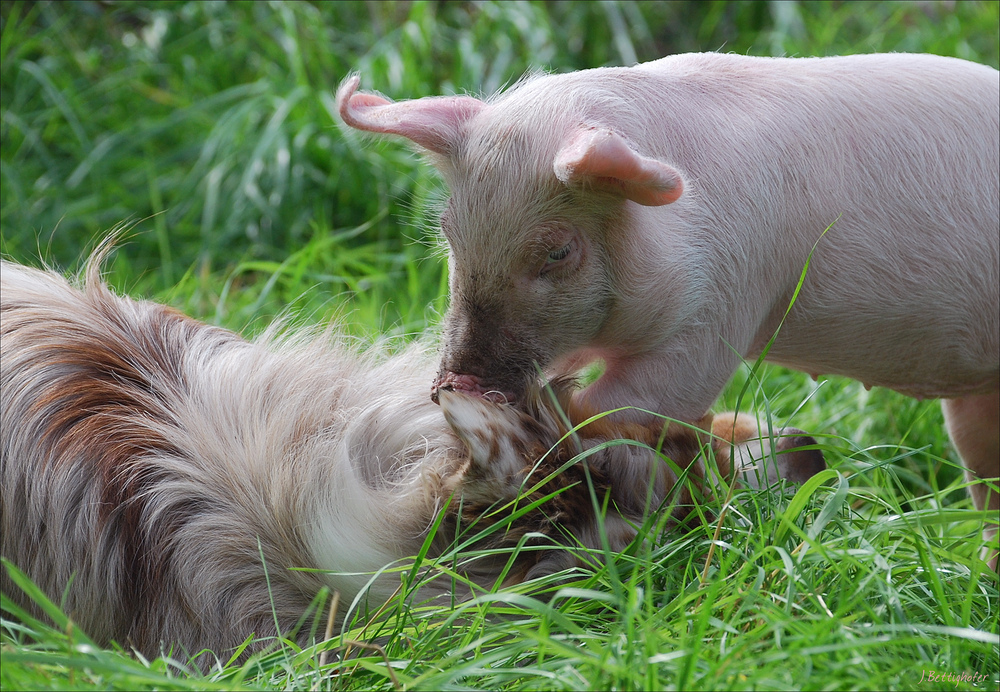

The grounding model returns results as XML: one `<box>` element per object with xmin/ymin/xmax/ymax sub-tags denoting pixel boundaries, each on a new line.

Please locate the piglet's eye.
<box><xmin>546</xmin><ymin>244</ymin><xmax>571</xmax><ymax>264</ymax></box>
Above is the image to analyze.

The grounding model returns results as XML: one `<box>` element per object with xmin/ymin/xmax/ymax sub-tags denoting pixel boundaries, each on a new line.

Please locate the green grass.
<box><xmin>1</xmin><ymin>1</ymin><xmax>998</xmax><ymax>690</ymax></box>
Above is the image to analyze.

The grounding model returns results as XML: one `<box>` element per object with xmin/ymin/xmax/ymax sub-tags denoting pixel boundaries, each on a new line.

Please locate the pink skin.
<box><xmin>338</xmin><ymin>54</ymin><xmax>1000</xmax><ymax>567</ymax></box>
<box><xmin>431</xmin><ymin>372</ymin><xmax>515</xmax><ymax>406</ymax></box>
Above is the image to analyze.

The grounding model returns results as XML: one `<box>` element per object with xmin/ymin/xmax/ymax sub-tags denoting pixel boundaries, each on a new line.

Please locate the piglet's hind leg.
<box><xmin>943</xmin><ymin>390</ymin><xmax>1000</xmax><ymax>570</ymax></box>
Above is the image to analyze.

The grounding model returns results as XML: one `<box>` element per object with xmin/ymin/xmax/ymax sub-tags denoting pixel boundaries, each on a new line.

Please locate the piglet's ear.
<box><xmin>553</xmin><ymin>128</ymin><xmax>683</xmax><ymax>206</ymax></box>
<box><xmin>337</xmin><ymin>75</ymin><xmax>485</xmax><ymax>157</ymax></box>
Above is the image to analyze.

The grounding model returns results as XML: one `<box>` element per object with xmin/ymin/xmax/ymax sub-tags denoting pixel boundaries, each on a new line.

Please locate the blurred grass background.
<box><xmin>1</xmin><ymin>2</ymin><xmax>998</xmax><ymax>690</ymax></box>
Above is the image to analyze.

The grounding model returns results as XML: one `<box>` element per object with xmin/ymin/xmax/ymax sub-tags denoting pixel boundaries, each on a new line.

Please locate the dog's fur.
<box><xmin>0</xmin><ymin>256</ymin><xmax>824</xmax><ymax>664</ymax></box>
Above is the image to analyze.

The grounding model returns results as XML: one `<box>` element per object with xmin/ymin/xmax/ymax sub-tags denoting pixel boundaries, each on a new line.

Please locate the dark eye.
<box><xmin>546</xmin><ymin>244</ymin><xmax>571</xmax><ymax>264</ymax></box>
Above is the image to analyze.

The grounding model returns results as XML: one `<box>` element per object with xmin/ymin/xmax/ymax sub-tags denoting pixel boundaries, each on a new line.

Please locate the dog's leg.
<box><xmin>710</xmin><ymin>413</ymin><xmax>825</xmax><ymax>488</ymax></box>
<box><xmin>943</xmin><ymin>390</ymin><xmax>1000</xmax><ymax>570</ymax></box>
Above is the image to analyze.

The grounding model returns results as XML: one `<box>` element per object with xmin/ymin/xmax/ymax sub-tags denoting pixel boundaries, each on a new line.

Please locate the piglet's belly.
<box><xmin>885</xmin><ymin>375</ymin><xmax>1000</xmax><ymax>400</ymax></box>
<box><xmin>765</xmin><ymin>344</ymin><xmax>1000</xmax><ymax>400</ymax></box>
<box><xmin>755</xmin><ymin>282</ymin><xmax>999</xmax><ymax>399</ymax></box>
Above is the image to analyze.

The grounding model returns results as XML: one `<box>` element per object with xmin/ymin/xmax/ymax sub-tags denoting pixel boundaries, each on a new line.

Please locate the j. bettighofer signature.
<box><xmin>918</xmin><ymin>669</ymin><xmax>989</xmax><ymax>686</ymax></box>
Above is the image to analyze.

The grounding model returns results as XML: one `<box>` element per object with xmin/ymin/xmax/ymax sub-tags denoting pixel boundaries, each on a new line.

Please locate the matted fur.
<box><xmin>0</xmin><ymin>255</ymin><xmax>823</xmax><ymax>665</ymax></box>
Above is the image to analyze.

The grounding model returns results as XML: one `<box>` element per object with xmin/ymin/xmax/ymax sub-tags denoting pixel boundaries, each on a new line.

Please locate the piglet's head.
<box><xmin>338</xmin><ymin>75</ymin><xmax>685</xmax><ymax>407</ymax></box>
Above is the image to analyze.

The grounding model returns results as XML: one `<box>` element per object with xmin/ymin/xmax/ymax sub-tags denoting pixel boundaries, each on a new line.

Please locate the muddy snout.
<box><xmin>431</xmin><ymin>371</ymin><xmax>518</xmax><ymax>406</ymax></box>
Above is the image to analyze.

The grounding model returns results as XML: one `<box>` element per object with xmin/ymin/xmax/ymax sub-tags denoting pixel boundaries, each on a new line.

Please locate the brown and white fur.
<box><xmin>0</xmin><ymin>256</ymin><xmax>824</xmax><ymax>665</ymax></box>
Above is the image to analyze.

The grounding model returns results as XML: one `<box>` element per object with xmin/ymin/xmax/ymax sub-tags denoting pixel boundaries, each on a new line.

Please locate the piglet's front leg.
<box><xmin>570</xmin><ymin>342</ymin><xmax>740</xmax><ymax>426</ymax></box>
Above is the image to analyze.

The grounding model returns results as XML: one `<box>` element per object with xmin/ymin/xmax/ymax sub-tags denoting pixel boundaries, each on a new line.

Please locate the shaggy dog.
<box><xmin>1</xmin><ymin>254</ymin><xmax>823</xmax><ymax>664</ymax></box>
